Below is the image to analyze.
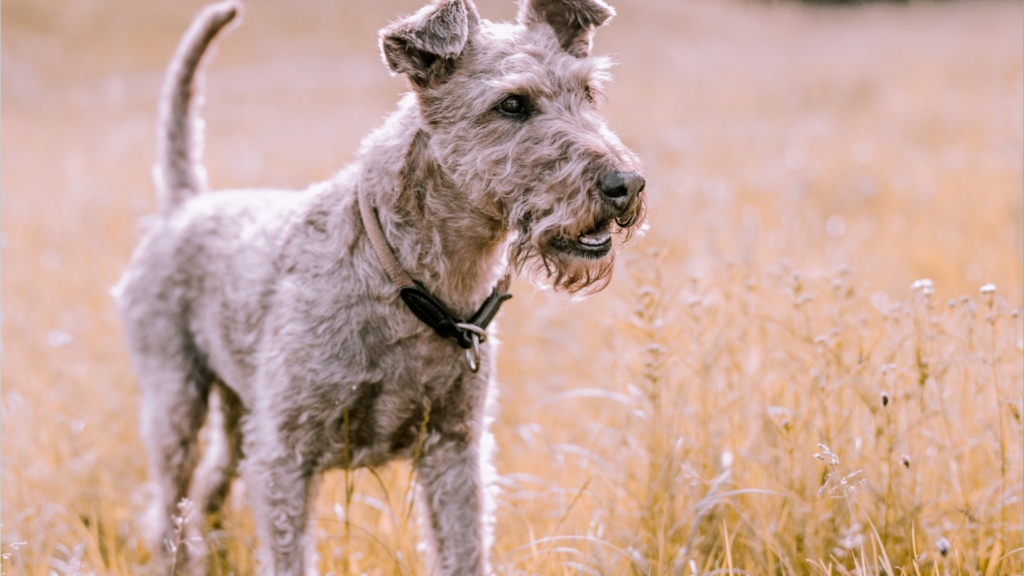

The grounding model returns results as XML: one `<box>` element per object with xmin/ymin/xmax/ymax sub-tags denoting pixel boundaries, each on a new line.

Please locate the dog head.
<box><xmin>380</xmin><ymin>0</ymin><xmax>646</xmax><ymax>295</ymax></box>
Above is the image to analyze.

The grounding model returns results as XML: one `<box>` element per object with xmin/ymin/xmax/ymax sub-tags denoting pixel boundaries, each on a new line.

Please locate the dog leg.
<box><xmin>137</xmin><ymin>355</ymin><xmax>212</xmax><ymax>573</ymax></box>
<box><xmin>241</xmin><ymin>424</ymin><xmax>319</xmax><ymax>576</ymax></box>
<box><xmin>191</xmin><ymin>384</ymin><xmax>245</xmax><ymax>523</ymax></box>
<box><xmin>416</xmin><ymin>439</ymin><xmax>489</xmax><ymax>576</ymax></box>
<box><xmin>187</xmin><ymin>384</ymin><xmax>245</xmax><ymax>571</ymax></box>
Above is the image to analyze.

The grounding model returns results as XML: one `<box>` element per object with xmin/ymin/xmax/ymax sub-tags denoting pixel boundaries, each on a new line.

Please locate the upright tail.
<box><xmin>155</xmin><ymin>1</ymin><xmax>241</xmax><ymax>215</ymax></box>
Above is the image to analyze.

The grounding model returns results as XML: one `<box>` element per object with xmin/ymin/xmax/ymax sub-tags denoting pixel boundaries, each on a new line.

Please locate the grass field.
<box><xmin>2</xmin><ymin>0</ymin><xmax>1022</xmax><ymax>574</ymax></box>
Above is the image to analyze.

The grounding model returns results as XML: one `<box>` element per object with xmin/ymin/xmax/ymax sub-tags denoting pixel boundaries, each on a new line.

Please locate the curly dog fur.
<box><xmin>115</xmin><ymin>1</ymin><xmax>645</xmax><ymax>573</ymax></box>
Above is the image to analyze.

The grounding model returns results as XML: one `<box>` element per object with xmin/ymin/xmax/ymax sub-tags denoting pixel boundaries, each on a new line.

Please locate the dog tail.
<box><xmin>155</xmin><ymin>1</ymin><xmax>241</xmax><ymax>215</ymax></box>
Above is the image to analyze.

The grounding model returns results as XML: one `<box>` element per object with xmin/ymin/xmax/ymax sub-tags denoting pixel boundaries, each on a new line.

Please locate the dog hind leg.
<box><xmin>190</xmin><ymin>383</ymin><xmax>245</xmax><ymax>524</ymax></box>
<box><xmin>137</xmin><ymin>341</ymin><xmax>214</xmax><ymax>573</ymax></box>
<box><xmin>186</xmin><ymin>383</ymin><xmax>245</xmax><ymax>571</ymax></box>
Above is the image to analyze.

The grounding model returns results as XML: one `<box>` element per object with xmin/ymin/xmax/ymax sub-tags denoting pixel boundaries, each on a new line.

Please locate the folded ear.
<box><xmin>517</xmin><ymin>0</ymin><xmax>614</xmax><ymax>58</ymax></box>
<box><xmin>379</xmin><ymin>0</ymin><xmax>480</xmax><ymax>88</ymax></box>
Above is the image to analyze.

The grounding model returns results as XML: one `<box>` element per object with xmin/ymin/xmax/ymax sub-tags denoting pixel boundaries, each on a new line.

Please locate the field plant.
<box><xmin>2</xmin><ymin>0</ymin><xmax>1021</xmax><ymax>574</ymax></box>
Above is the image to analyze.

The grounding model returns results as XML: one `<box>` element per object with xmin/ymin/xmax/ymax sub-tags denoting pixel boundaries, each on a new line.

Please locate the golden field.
<box><xmin>2</xmin><ymin>0</ymin><xmax>1022</xmax><ymax>574</ymax></box>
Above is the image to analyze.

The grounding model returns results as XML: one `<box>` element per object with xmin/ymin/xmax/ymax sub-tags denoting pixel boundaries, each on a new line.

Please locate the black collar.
<box><xmin>399</xmin><ymin>280</ymin><xmax>512</xmax><ymax>351</ymax></box>
<box><xmin>357</xmin><ymin>184</ymin><xmax>512</xmax><ymax>369</ymax></box>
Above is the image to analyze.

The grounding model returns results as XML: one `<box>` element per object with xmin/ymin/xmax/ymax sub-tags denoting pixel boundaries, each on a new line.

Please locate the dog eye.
<box><xmin>584</xmin><ymin>85</ymin><xmax>594</xmax><ymax>103</ymax></box>
<box><xmin>496</xmin><ymin>95</ymin><xmax>528</xmax><ymax>117</ymax></box>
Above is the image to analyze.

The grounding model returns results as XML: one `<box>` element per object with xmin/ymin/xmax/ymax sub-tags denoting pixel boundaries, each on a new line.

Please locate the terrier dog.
<box><xmin>115</xmin><ymin>0</ymin><xmax>645</xmax><ymax>573</ymax></box>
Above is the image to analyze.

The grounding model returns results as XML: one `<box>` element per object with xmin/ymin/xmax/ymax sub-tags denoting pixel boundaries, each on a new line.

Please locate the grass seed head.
<box><xmin>911</xmin><ymin>278</ymin><xmax>935</xmax><ymax>296</ymax></box>
<box><xmin>936</xmin><ymin>537</ymin><xmax>951</xmax><ymax>557</ymax></box>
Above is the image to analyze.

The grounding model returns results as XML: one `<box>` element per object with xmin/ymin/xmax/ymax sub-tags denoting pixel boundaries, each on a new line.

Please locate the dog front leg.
<box><xmin>416</xmin><ymin>438</ymin><xmax>491</xmax><ymax>576</ymax></box>
<box><xmin>242</xmin><ymin>445</ymin><xmax>319</xmax><ymax>576</ymax></box>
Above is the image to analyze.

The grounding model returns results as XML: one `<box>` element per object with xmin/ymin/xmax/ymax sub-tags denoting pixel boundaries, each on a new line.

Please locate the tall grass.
<box><xmin>522</xmin><ymin>253</ymin><xmax>1023</xmax><ymax>574</ymax></box>
<box><xmin>2</xmin><ymin>0</ymin><xmax>1021</xmax><ymax>574</ymax></box>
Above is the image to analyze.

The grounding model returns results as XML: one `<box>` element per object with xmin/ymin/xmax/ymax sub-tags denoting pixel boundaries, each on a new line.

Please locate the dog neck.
<box><xmin>355</xmin><ymin>95</ymin><xmax>512</xmax><ymax>317</ymax></box>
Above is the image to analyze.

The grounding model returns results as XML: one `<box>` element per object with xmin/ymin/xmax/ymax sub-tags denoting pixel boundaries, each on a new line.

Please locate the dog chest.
<box><xmin>295</xmin><ymin>336</ymin><xmax>492</xmax><ymax>471</ymax></box>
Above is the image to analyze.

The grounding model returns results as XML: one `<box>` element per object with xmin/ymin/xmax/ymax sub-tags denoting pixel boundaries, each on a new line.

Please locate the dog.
<box><xmin>115</xmin><ymin>0</ymin><xmax>645</xmax><ymax>573</ymax></box>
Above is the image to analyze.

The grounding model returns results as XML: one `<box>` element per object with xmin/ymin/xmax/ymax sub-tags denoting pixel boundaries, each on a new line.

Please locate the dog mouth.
<box><xmin>550</xmin><ymin>221</ymin><xmax>613</xmax><ymax>259</ymax></box>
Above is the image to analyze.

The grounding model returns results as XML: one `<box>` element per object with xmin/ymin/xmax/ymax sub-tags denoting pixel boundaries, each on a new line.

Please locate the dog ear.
<box><xmin>517</xmin><ymin>0</ymin><xmax>614</xmax><ymax>58</ymax></box>
<box><xmin>380</xmin><ymin>0</ymin><xmax>480</xmax><ymax>88</ymax></box>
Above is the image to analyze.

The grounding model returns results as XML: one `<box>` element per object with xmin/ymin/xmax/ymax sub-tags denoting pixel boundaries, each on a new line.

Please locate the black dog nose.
<box><xmin>598</xmin><ymin>171</ymin><xmax>645</xmax><ymax>208</ymax></box>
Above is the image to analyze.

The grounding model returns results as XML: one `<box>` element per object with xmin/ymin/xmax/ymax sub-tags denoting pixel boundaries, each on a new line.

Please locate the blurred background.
<box><xmin>2</xmin><ymin>0</ymin><xmax>1022</xmax><ymax>574</ymax></box>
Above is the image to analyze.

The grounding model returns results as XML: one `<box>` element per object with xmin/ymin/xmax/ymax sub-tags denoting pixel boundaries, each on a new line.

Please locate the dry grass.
<box><xmin>2</xmin><ymin>0</ymin><xmax>1021</xmax><ymax>574</ymax></box>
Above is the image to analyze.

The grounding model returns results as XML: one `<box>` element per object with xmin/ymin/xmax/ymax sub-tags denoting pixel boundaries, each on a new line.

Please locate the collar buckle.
<box><xmin>399</xmin><ymin>282</ymin><xmax>512</xmax><ymax>373</ymax></box>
